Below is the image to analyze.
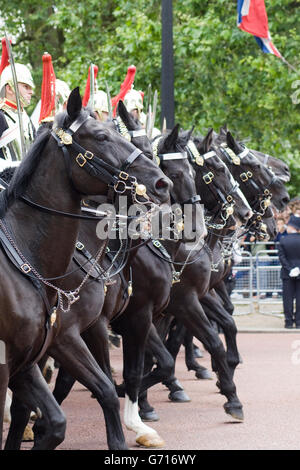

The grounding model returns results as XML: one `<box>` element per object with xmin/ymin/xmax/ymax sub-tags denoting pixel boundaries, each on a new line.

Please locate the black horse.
<box><xmin>160</xmin><ymin>129</ymin><xmax>290</xmax><ymax>400</ymax></box>
<box><xmin>1</xmin><ymin>89</ymin><xmax>171</xmax><ymax>451</ymax></box>
<box><xmin>122</xmin><ymin>128</ymin><xmax>252</xmax><ymax>422</ymax></box>
<box><xmin>48</xmin><ymin>119</ymin><xmax>206</xmax><ymax>448</ymax></box>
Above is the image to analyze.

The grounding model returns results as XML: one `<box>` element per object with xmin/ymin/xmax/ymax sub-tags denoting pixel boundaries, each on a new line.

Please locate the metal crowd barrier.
<box><xmin>231</xmin><ymin>242</ymin><xmax>283</xmax><ymax>316</ymax></box>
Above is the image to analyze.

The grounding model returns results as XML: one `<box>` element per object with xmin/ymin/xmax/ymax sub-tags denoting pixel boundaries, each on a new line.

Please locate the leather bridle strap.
<box><xmin>120</xmin><ymin>147</ymin><xmax>143</xmax><ymax>172</ymax></box>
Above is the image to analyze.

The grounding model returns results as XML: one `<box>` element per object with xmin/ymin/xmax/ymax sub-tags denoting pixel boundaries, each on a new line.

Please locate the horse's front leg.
<box><xmin>5</xmin><ymin>364</ymin><xmax>66</xmax><ymax>450</ymax></box>
<box><xmin>182</xmin><ymin>328</ymin><xmax>213</xmax><ymax>380</ymax></box>
<box><xmin>201</xmin><ymin>291</ymin><xmax>240</xmax><ymax>380</ymax></box>
<box><xmin>48</xmin><ymin>333</ymin><xmax>127</xmax><ymax>450</ymax></box>
<box><xmin>168</xmin><ymin>292</ymin><xmax>244</xmax><ymax>421</ymax></box>
<box><xmin>112</xmin><ymin>313</ymin><xmax>165</xmax><ymax>448</ymax></box>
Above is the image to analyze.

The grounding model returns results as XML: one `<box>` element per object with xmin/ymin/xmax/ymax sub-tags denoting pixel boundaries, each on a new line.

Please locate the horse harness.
<box><xmin>0</xmin><ymin>111</ymin><xmax>154</xmax><ymax>365</ymax></box>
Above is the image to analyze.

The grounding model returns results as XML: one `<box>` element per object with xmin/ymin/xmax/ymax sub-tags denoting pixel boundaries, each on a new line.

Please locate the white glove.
<box><xmin>289</xmin><ymin>267</ymin><xmax>300</xmax><ymax>277</ymax></box>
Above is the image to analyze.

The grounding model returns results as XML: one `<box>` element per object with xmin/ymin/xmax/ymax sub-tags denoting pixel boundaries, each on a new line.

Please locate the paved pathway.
<box><xmin>6</xmin><ymin>330</ymin><xmax>300</xmax><ymax>451</ymax></box>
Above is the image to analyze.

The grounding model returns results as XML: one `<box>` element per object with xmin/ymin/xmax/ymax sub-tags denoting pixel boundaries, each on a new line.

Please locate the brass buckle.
<box><xmin>21</xmin><ymin>263</ymin><xmax>31</xmax><ymax>274</ymax></box>
<box><xmin>227</xmin><ymin>195</ymin><xmax>233</xmax><ymax>203</ymax></box>
<box><xmin>240</xmin><ymin>172</ymin><xmax>248</xmax><ymax>182</ymax></box>
<box><xmin>153</xmin><ymin>240</ymin><xmax>162</xmax><ymax>248</ymax></box>
<box><xmin>76</xmin><ymin>154</ymin><xmax>86</xmax><ymax>167</ymax></box>
<box><xmin>84</xmin><ymin>151</ymin><xmax>94</xmax><ymax>160</ymax></box>
<box><xmin>76</xmin><ymin>241</ymin><xmax>85</xmax><ymax>250</ymax></box>
<box><xmin>119</xmin><ymin>171</ymin><xmax>129</xmax><ymax>181</ymax></box>
<box><xmin>203</xmin><ymin>172</ymin><xmax>214</xmax><ymax>184</ymax></box>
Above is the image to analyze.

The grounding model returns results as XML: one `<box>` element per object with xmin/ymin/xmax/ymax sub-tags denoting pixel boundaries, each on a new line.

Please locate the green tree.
<box><xmin>1</xmin><ymin>0</ymin><xmax>299</xmax><ymax>195</ymax></box>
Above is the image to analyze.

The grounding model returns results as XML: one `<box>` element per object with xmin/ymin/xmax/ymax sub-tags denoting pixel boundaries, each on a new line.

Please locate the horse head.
<box><xmin>53</xmin><ymin>87</ymin><xmax>172</xmax><ymax>207</ymax></box>
<box><xmin>219</xmin><ymin>130</ymin><xmax>289</xmax><ymax>212</ymax></box>
<box><xmin>190</xmin><ymin>129</ymin><xmax>252</xmax><ymax>227</ymax></box>
<box><xmin>115</xmin><ymin>100</ymin><xmax>153</xmax><ymax>161</ymax></box>
<box><xmin>152</xmin><ymin>124</ymin><xmax>206</xmax><ymax>242</ymax></box>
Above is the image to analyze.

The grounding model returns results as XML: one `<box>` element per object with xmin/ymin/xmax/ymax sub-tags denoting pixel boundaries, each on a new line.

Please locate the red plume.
<box><xmin>111</xmin><ymin>65</ymin><xmax>136</xmax><ymax>116</ymax></box>
<box><xmin>82</xmin><ymin>64</ymin><xmax>99</xmax><ymax>107</ymax></box>
<box><xmin>39</xmin><ymin>53</ymin><xmax>56</xmax><ymax>123</ymax></box>
<box><xmin>0</xmin><ymin>37</ymin><xmax>11</xmax><ymax>76</ymax></box>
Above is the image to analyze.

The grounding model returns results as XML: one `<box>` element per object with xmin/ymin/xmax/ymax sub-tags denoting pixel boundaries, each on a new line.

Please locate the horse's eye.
<box><xmin>97</xmin><ymin>133</ymin><xmax>108</xmax><ymax>142</ymax></box>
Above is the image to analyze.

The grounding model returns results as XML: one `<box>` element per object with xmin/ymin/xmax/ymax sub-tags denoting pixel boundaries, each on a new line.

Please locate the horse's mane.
<box><xmin>0</xmin><ymin>125</ymin><xmax>51</xmax><ymax>216</ymax></box>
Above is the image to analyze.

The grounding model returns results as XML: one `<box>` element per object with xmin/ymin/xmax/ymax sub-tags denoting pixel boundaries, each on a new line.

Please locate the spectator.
<box><xmin>278</xmin><ymin>215</ymin><xmax>300</xmax><ymax>328</ymax></box>
<box><xmin>274</xmin><ymin>217</ymin><xmax>287</xmax><ymax>243</ymax></box>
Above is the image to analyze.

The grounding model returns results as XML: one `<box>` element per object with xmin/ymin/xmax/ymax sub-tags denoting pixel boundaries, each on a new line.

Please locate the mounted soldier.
<box><xmin>0</xmin><ymin>61</ymin><xmax>35</xmax><ymax>165</ymax></box>
<box><xmin>124</xmin><ymin>86</ymin><xmax>146</xmax><ymax>127</ymax></box>
<box><xmin>93</xmin><ymin>90</ymin><xmax>109</xmax><ymax>122</ymax></box>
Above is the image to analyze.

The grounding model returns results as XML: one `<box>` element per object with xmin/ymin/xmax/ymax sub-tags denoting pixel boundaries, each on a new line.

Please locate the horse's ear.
<box><xmin>186</xmin><ymin>126</ymin><xmax>195</xmax><ymax>142</ymax></box>
<box><xmin>117</xmin><ymin>100</ymin><xmax>136</xmax><ymax>129</ymax></box>
<box><xmin>202</xmin><ymin>128</ymin><xmax>214</xmax><ymax>153</ymax></box>
<box><xmin>219</xmin><ymin>124</ymin><xmax>228</xmax><ymax>136</ymax></box>
<box><xmin>67</xmin><ymin>87</ymin><xmax>82</xmax><ymax>120</ymax></box>
<box><xmin>226</xmin><ymin>131</ymin><xmax>240</xmax><ymax>154</ymax></box>
<box><xmin>164</xmin><ymin>123</ymin><xmax>180</xmax><ymax>150</ymax></box>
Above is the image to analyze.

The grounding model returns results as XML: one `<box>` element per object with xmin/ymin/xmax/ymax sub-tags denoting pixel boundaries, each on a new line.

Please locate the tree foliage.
<box><xmin>1</xmin><ymin>0</ymin><xmax>299</xmax><ymax>195</ymax></box>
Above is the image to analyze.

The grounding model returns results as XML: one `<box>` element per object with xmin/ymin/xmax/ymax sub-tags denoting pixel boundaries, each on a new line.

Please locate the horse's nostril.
<box><xmin>282</xmin><ymin>196</ymin><xmax>290</xmax><ymax>205</ymax></box>
<box><xmin>156</xmin><ymin>178</ymin><xmax>169</xmax><ymax>191</ymax></box>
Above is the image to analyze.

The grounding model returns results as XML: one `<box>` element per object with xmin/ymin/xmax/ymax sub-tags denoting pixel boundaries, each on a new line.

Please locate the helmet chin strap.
<box><xmin>7</xmin><ymin>80</ymin><xmax>30</xmax><ymax>108</ymax></box>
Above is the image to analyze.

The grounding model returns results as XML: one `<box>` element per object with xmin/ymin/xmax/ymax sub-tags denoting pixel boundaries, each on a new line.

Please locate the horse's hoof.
<box><xmin>136</xmin><ymin>433</ymin><xmax>165</xmax><ymax>448</ymax></box>
<box><xmin>224</xmin><ymin>402</ymin><xmax>244</xmax><ymax>421</ymax></box>
<box><xmin>139</xmin><ymin>409</ymin><xmax>160</xmax><ymax>422</ymax></box>
<box><xmin>22</xmin><ymin>425</ymin><xmax>34</xmax><ymax>442</ymax></box>
<box><xmin>195</xmin><ymin>368</ymin><xmax>213</xmax><ymax>380</ymax></box>
<box><xmin>168</xmin><ymin>390</ymin><xmax>191</xmax><ymax>402</ymax></box>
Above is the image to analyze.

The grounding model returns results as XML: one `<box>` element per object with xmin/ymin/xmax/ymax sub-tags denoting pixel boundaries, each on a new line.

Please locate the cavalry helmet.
<box><xmin>0</xmin><ymin>63</ymin><xmax>35</xmax><ymax>95</ymax></box>
<box><xmin>55</xmin><ymin>79</ymin><xmax>71</xmax><ymax>104</ymax></box>
<box><xmin>94</xmin><ymin>90</ymin><xmax>109</xmax><ymax>115</ymax></box>
<box><xmin>124</xmin><ymin>88</ymin><xmax>143</xmax><ymax>113</ymax></box>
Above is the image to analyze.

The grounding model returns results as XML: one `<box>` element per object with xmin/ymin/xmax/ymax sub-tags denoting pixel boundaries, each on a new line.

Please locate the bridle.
<box><xmin>51</xmin><ymin>111</ymin><xmax>151</xmax><ymax>205</ymax></box>
<box><xmin>152</xmin><ymin>135</ymin><xmax>201</xmax><ymax>207</ymax></box>
<box><xmin>186</xmin><ymin>141</ymin><xmax>239</xmax><ymax>229</ymax></box>
<box><xmin>218</xmin><ymin>142</ymin><xmax>276</xmax><ymax>216</ymax></box>
<box><xmin>112</xmin><ymin>116</ymin><xmax>148</xmax><ymax>142</ymax></box>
